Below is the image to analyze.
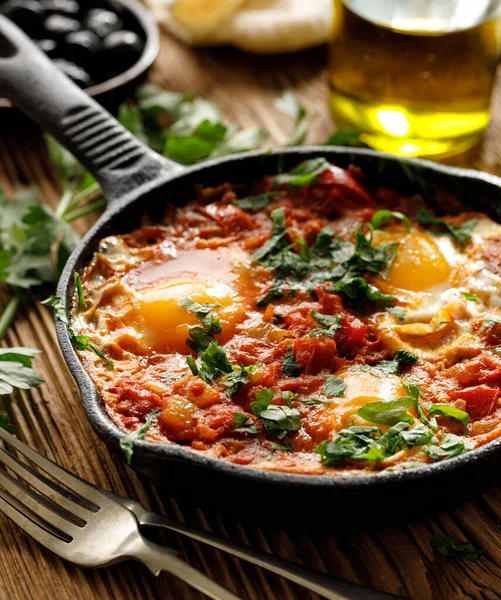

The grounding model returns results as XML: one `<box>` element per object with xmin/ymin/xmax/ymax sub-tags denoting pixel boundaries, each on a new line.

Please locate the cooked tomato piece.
<box><xmin>482</xmin><ymin>234</ymin><xmax>501</xmax><ymax>277</ymax></box>
<box><xmin>336</xmin><ymin>315</ymin><xmax>368</xmax><ymax>349</ymax></box>
<box><xmin>293</xmin><ymin>338</ymin><xmax>337</xmax><ymax>374</ymax></box>
<box><xmin>449</xmin><ymin>385</ymin><xmax>500</xmax><ymax>420</ymax></box>
<box><xmin>318</xmin><ymin>167</ymin><xmax>374</xmax><ymax>206</ymax></box>
<box><xmin>109</xmin><ymin>378</ymin><xmax>162</xmax><ymax>418</ymax></box>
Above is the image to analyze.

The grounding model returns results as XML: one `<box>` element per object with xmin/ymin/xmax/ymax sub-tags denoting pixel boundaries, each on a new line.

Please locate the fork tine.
<box><xmin>0</xmin><ymin>485</ymin><xmax>70</xmax><ymax>555</ymax></box>
<box><xmin>0</xmin><ymin>427</ymin><xmax>106</xmax><ymax>506</ymax></box>
<box><xmin>0</xmin><ymin>468</ymin><xmax>83</xmax><ymax>538</ymax></box>
<box><xmin>0</xmin><ymin>445</ymin><xmax>94</xmax><ymax>521</ymax></box>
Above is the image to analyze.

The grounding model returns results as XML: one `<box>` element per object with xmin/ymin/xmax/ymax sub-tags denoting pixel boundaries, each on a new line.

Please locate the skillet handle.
<box><xmin>0</xmin><ymin>16</ymin><xmax>180</xmax><ymax>205</ymax></box>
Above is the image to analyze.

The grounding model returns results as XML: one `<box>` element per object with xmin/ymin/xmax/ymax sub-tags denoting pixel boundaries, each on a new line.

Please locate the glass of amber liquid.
<box><xmin>329</xmin><ymin>0</ymin><xmax>501</xmax><ymax>157</ymax></box>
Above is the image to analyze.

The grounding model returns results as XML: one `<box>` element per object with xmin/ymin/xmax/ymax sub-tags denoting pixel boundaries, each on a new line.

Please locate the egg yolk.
<box><xmin>383</xmin><ymin>231</ymin><xmax>451</xmax><ymax>292</ymax></box>
<box><xmin>138</xmin><ymin>279</ymin><xmax>246</xmax><ymax>354</ymax></box>
<box><xmin>320</xmin><ymin>369</ymin><xmax>407</xmax><ymax>432</ymax></box>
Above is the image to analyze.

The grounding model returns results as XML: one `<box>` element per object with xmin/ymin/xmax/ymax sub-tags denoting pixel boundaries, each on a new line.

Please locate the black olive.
<box><xmin>43</xmin><ymin>14</ymin><xmax>79</xmax><ymax>38</ymax></box>
<box><xmin>53</xmin><ymin>58</ymin><xmax>91</xmax><ymax>87</ymax></box>
<box><xmin>64</xmin><ymin>30</ymin><xmax>101</xmax><ymax>69</ymax></box>
<box><xmin>102</xmin><ymin>30</ymin><xmax>144</xmax><ymax>71</ymax></box>
<box><xmin>0</xmin><ymin>0</ymin><xmax>45</xmax><ymax>37</ymax></box>
<box><xmin>36</xmin><ymin>38</ymin><xmax>58</xmax><ymax>57</ymax></box>
<box><xmin>84</xmin><ymin>8</ymin><xmax>122</xmax><ymax>39</ymax></box>
<box><xmin>40</xmin><ymin>0</ymin><xmax>80</xmax><ymax>18</ymax></box>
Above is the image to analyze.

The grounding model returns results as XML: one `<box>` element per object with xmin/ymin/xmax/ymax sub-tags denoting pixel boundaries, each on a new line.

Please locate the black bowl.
<box><xmin>0</xmin><ymin>0</ymin><xmax>159</xmax><ymax>109</ymax></box>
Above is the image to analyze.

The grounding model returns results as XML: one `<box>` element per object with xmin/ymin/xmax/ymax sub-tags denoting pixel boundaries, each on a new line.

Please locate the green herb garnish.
<box><xmin>250</xmin><ymin>387</ymin><xmax>301</xmax><ymax>439</ymax></box>
<box><xmin>232</xmin><ymin>412</ymin><xmax>257</xmax><ymax>434</ymax></box>
<box><xmin>414</xmin><ymin>208</ymin><xmax>477</xmax><ymax>251</ymax></box>
<box><xmin>282</xmin><ymin>347</ymin><xmax>302</xmax><ymax>377</ymax></box>
<box><xmin>322</xmin><ymin>375</ymin><xmax>347</xmax><ymax>397</ymax></box>
<box><xmin>119</xmin><ymin>408</ymin><xmax>160</xmax><ymax>465</ymax></box>
<box><xmin>431</xmin><ymin>535</ymin><xmax>483</xmax><ymax>561</ymax></box>
<box><xmin>74</xmin><ymin>271</ymin><xmax>86</xmax><ymax>310</ymax></box>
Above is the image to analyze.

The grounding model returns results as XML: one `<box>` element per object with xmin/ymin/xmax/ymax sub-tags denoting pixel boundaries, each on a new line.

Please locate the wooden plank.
<box><xmin>2</xmin><ymin>29</ymin><xmax>501</xmax><ymax>600</ymax></box>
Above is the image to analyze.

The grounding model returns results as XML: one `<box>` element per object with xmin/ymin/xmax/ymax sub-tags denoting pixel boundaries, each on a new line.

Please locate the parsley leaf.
<box><xmin>371</xmin><ymin>210</ymin><xmax>411</xmax><ymax>231</ymax></box>
<box><xmin>0</xmin><ymin>413</ymin><xmax>16</xmax><ymax>434</ymax></box>
<box><xmin>222</xmin><ymin>364</ymin><xmax>256</xmax><ymax>397</ymax></box>
<box><xmin>325</xmin><ymin>130</ymin><xmax>369</xmax><ymax>148</ymax></box>
<box><xmin>234</xmin><ymin>192</ymin><xmax>275</xmax><ymax>211</ymax></box>
<box><xmin>482</xmin><ymin>318</ymin><xmax>501</xmax><ymax>331</ymax></box>
<box><xmin>0</xmin><ymin>347</ymin><xmax>45</xmax><ymax>394</ymax></box>
<box><xmin>431</xmin><ymin>535</ymin><xmax>483</xmax><ymax>562</ymax></box>
<box><xmin>196</xmin><ymin>341</ymin><xmax>233</xmax><ymax>384</ymax></box>
<box><xmin>250</xmin><ymin>387</ymin><xmax>301</xmax><ymax>439</ymax></box>
<box><xmin>232</xmin><ymin>412</ymin><xmax>257</xmax><ymax>434</ymax></box>
<box><xmin>275</xmin><ymin>90</ymin><xmax>310</xmax><ymax>146</ymax></box>
<box><xmin>393</xmin><ymin>350</ymin><xmax>419</xmax><ymax>365</ymax></box>
<box><xmin>315</xmin><ymin>426</ymin><xmax>384</xmax><ymax>465</ymax></box>
<box><xmin>274</xmin><ymin>158</ymin><xmax>333</xmax><ymax>188</ymax></box>
<box><xmin>119</xmin><ymin>408</ymin><xmax>160</xmax><ymax>465</ymax></box>
<box><xmin>270</xmin><ymin>442</ymin><xmax>295</xmax><ymax>454</ymax></box>
<box><xmin>251</xmin><ymin>207</ymin><xmax>288</xmax><ymax>263</ymax></box>
<box><xmin>357</xmin><ymin>397</ymin><xmax>415</xmax><ymax>426</ymax></box>
<box><xmin>282</xmin><ymin>347</ymin><xmax>302</xmax><ymax>377</ymax></box>
<box><xmin>424</xmin><ymin>434</ymin><xmax>473</xmax><ymax>461</ymax></box>
<box><xmin>322</xmin><ymin>375</ymin><xmax>347</xmax><ymax>397</ymax></box>
<box><xmin>428</xmin><ymin>404</ymin><xmax>469</xmax><ymax>429</ymax></box>
<box><xmin>414</xmin><ymin>208</ymin><xmax>477</xmax><ymax>251</ymax></box>
<box><xmin>461</xmin><ymin>292</ymin><xmax>478</xmax><ymax>302</ymax></box>
<box><xmin>179</xmin><ymin>297</ymin><xmax>222</xmax><ymax>335</ymax></box>
<box><xmin>42</xmin><ymin>295</ymin><xmax>114</xmax><ymax>369</ymax></box>
<box><xmin>74</xmin><ymin>271</ymin><xmax>86</xmax><ymax>310</ymax></box>
<box><xmin>309</xmin><ymin>311</ymin><xmax>341</xmax><ymax>338</ymax></box>
<box><xmin>332</xmin><ymin>277</ymin><xmax>395</xmax><ymax>306</ymax></box>
<box><xmin>301</xmin><ymin>397</ymin><xmax>333</xmax><ymax>406</ymax></box>
<box><xmin>41</xmin><ymin>295</ymin><xmax>67</xmax><ymax>324</ymax></box>
<box><xmin>386</xmin><ymin>306</ymin><xmax>405</xmax><ymax>320</ymax></box>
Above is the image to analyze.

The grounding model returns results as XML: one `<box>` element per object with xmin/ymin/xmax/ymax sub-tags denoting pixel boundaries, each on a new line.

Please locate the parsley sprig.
<box><xmin>250</xmin><ymin>388</ymin><xmax>301</xmax><ymax>440</ymax></box>
<box><xmin>414</xmin><ymin>208</ymin><xmax>477</xmax><ymax>251</ymax></box>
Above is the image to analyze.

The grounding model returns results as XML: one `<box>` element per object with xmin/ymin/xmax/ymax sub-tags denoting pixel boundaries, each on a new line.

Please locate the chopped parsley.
<box><xmin>74</xmin><ymin>272</ymin><xmax>86</xmax><ymax>310</ymax></box>
<box><xmin>222</xmin><ymin>364</ymin><xmax>256</xmax><ymax>397</ymax></box>
<box><xmin>431</xmin><ymin>535</ymin><xmax>483</xmax><ymax>562</ymax></box>
<box><xmin>178</xmin><ymin>298</ymin><xmax>221</xmax><ymax>336</ymax></box>
<box><xmin>282</xmin><ymin>347</ymin><xmax>302</xmax><ymax>377</ymax></box>
<box><xmin>234</xmin><ymin>192</ymin><xmax>275</xmax><ymax>211</ymax></box>
<box><xmin>461</xmin><ymin>292</ymin><xmax>478</xmax><ymax>302</ymax></box>
<box><xmin>428</xmin><ymin>404</ymin><xmax>469</xmax><ymax>430</ymax></box>
<box><xmin>356</xmin><ymin>396</ymin><xmax>415</xmax><ymax>426</ymax></box>
<box><xmin>371</xmin><ymin>210</ymin><xmax>411</xmax><ymax>231</ymax></box>
<box><xmin>349</xmin><ymin>350</ymin><xmax>418</xmax><ymax>378</ymax></box>
<box><xmin>274</xmin><ymin>157</ymin><xmax>332</xmax><ymax>188</ymax></box>
<box><xmin>482</xmin><ymin>318</ymin><xmax>501</xmax><ymax>331</ymax></box>
<box><xmin>309</xmin><ymin>311</ymin><xmax>341</xmax><ymax>338</ymax></box>
<box><xmin>424</xmin><ymin>434</ymin><xmax>473</xmax><ymax>461</ymax></box>
<box><xmin>42</xmin><ymin>295</ymin><xmax>114</xmax><ymax>370</ymax></box>
<box><xmin>269</xmin><ymin>442</ymin><xmax>295</xmax><ymax>456</ymax></box>
<box><xmin>322</xmin><ymin>375</ymin><xmax>346</xmax><ymax>397</ymax></box>
<box><xmin>251</xmin><ymin>207</ymin><xmax>287</xmax><ymax>263</ymax></box>
<box><xmin>120</xmin><ymin>408</ymin><xmax>160</xmax><ymax>465</ymax></box>
<box><xmin>301</xmin><ymin>397</ymin><xmax>332</xmax><ymax>406</ymax></box>
<box><xmin>232</xmin><ymin>412</ymin><xmax>257</xmax><ymax>434</ymax></box>
<box><xmin>195</xmin><ymin>341</ymin><xmax>233</xmax><ymax>384</ymax></box>
<box><xmin>414</xmin><ymin>208</ymin><xmax>477</xmax><ymax>251</ymax></box>
<box><xmin>250</xmin><ymin>387</ymin><xmax>301</xmax><ymax>439</ymax></box>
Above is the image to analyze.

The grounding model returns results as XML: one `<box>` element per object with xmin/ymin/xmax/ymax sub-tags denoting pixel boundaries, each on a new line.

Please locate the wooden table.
<box><xmin>3</xmin><ymin>28</ymin><xmax>501</xmax><ymax>600</ymax></box>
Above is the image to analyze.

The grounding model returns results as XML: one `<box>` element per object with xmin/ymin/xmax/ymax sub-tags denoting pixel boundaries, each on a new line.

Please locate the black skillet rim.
<box><xmin>0</xmin><ymin>0</ymin><xmax>159</xmax><ymax>108</ymax></box>
<box><xmin>56</xmin><ymin>146</ymin><xmax>501</xmax><ymax>491</ymax></box>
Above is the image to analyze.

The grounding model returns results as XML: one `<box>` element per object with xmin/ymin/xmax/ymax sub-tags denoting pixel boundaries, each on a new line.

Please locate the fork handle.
<box><xmin>138</xmin><ymin>511</ymin><xmax>400</xmax><ymax>600</ymax></box>
<box><xmin>129</xmin><ymin>536</ymin><xmax>242</xmax><ymax>600</ymax></box>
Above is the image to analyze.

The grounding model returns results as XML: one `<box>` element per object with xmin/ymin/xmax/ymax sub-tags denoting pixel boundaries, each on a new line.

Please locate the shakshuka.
<box><xmin>71</xmin><ymin>158</ymin><xmax>501</xmax><ymax>474</ymax></box>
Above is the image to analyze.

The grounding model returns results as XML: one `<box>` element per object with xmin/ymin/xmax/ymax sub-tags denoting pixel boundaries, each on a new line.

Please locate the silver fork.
<box><xmin>0</xmin><ymin>426</ymin><xmax>240</xmax><ymax>600</ymax></box>
<box><xmin>0</xmin><ymin>426</ymin><xmax>400</xmax><ymax>600</ymax></box>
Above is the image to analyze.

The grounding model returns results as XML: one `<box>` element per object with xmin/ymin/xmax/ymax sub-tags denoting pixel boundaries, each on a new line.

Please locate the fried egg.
<box><xmin>126</xmin><ymin>248</ymin><xmax>257</xmax><ymax>354</ymax></box>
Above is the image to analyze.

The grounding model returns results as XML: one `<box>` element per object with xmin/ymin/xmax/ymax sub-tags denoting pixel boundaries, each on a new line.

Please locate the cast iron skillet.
<box><xmin>3</xmin><ymin>17</ymin><xmax>501</xmax><ymax>528</ymax></box>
